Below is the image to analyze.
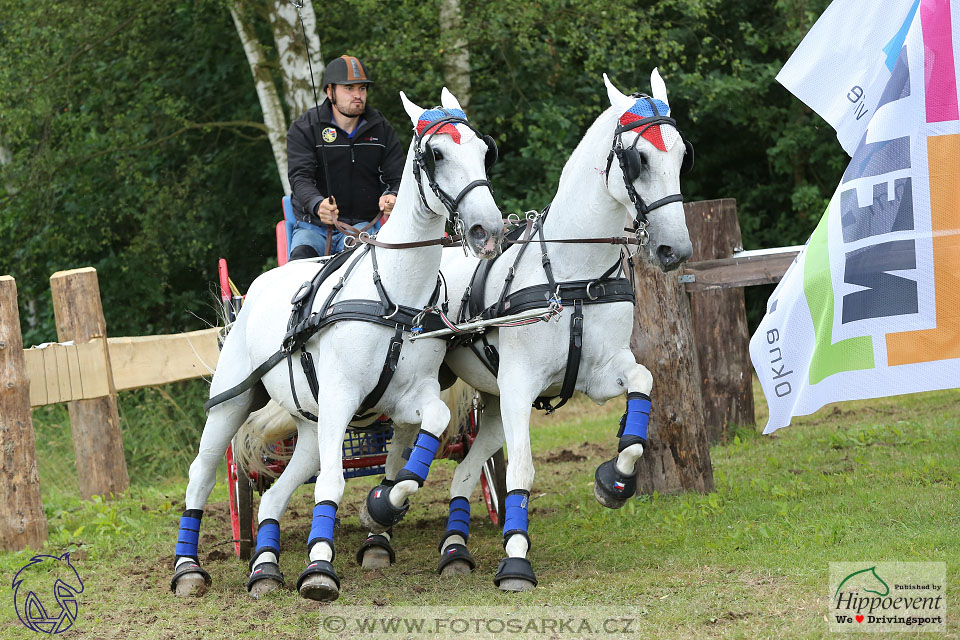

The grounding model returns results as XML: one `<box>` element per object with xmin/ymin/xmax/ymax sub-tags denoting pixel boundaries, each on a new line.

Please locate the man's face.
<box><xmin>328</xmin><ymin>83</ymin><xmax>367</xmax><ymax>118</ymax></box>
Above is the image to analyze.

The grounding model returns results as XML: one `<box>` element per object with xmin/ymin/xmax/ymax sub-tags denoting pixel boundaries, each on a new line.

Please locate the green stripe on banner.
<box><xmin>804</xmin><ymin>208</ymin><xmax>875</xmax><ymax>384</ymax></box>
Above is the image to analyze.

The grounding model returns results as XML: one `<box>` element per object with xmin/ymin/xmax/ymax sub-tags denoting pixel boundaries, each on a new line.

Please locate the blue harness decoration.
<box><xmin>308</xmin><ymin>501</ymin><xmax>338</xmax><ymax>556</ymax></box>
<box><xmin>175</xmin><ymin>510</ymin><xmax>204</xmax><ymax>561</ymax></box>
<box><xmin>502</xmin><ymin>489</ymin><xmax>531</xmax><ymax>548</ymax></box>
<box><xmin>617</xmin><ymin>391</ymin><xmax>651</xmax><ymax>451</ymax></box>
<box><xmin>396</xmin><ymin>429</ymin><xmax>441</xmax><ymax>486</ymax></box>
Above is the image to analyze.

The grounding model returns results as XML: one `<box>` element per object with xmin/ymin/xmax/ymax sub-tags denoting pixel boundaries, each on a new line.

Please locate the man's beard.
<box><xmin>333</xmin><ymin>95</ymin><xmax>364</xmax><ymax>118</ymax></box>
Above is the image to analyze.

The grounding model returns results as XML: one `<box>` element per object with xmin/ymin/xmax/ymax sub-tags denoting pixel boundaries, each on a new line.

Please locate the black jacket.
<box><xmin>287</xmin><ymin>100</ymin><xmax>404</xmax><ymax>223</ymax></box>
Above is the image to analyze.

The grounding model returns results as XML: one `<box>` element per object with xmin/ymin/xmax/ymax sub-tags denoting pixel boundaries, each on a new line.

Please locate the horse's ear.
<box><xmin>650</xmin><ymin>67</ymin><xmax>669</xmax><ymax>107</ymax></box>
<box><xmin>603</xmin><ymin>73</ymin><xmax>635</xmax><ymax>115</ymax></box>
<box><xmin>440</xmin><ymin>87</ymin><xmax>464</xmax><ymax>113</ymax></box>
<box><xmin>400</xmin><ymin>91</ymin><xmax>426</xmax><ymax>127</ymax></box>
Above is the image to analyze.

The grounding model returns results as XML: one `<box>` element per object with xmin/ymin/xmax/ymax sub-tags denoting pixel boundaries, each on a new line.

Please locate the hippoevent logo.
<box><xmin>12</xmin><ymin>553</ymin><xmax>84</xmax><ymax>634</ymax></box>
<box><xmin>829</xmin><ymin>562</ymin><xmax>945</xmax><ymax>632</ymax></box>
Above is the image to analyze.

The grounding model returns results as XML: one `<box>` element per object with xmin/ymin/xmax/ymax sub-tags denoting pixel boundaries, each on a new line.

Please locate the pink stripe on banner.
<box><xmin>920</xmin><ymin>0</ymin><xmax>959</xmax><ymax>123</ymax></box>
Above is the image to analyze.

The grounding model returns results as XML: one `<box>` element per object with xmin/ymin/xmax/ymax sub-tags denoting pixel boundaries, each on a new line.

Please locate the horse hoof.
<box><xmin>593</xmin><ymin>480</ymin><xmax>628</xmax><ymax>509</ymax></box>
<box><xmin>498</xmin><ymin>577</ymin><xmax>536</xmax><ymax>592</ymax></box>
<box><xmin>249</xmin><ymin>578</ymin><xmax>282</xmax><ymax>599</ymax></box>
<box><xmin>440</xmin><ymin>559</ymin><xmax>473</xmax><ymax>577</ymax></box>
<box><xmin>173</xmin><ymin>572</ymin><xmax>208</xmax><ymax>597</ymax></box>
<box><xmin>359</xmin><ymin>484</ymin><xmax>409</xmax><ymax>532</ymax></box>
<box><xmin>298</xmin><ymin>574</ymin><xmax>340</xmax><ymax>602</ymax></box>
<box><xmin>360</xmin><ymin>546</ymin><xmax>392</xmax><ymax>570</ymax></box>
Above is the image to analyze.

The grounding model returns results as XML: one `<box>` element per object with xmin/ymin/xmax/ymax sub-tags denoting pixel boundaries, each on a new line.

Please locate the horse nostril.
<box><xmin>657</xmin><ymin>245</ymin><xmax>677</xmax><ymax>265</ymax></box>
<box><xmin>469</xmin><ymin>224</ymin><xmax>489</xmax><ymax>245</ymax></box>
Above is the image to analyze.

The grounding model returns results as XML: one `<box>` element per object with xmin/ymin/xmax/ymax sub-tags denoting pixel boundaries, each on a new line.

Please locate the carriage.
<box><xmin>217</xmin><ymin>196</ymin><xmax>507</xmax><ymax>560</ymax></box>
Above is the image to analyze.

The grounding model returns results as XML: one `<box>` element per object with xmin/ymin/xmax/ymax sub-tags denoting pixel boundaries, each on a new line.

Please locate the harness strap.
<box><xmin>357</xmin><ymin>325</ymin><xmax>405</xmax><ymax>413</ymax></box>
<box><xmin>534</xmin><ymin>299</ymin><xmax>583</xmax><ymax>413</ymax></box>
<box><xmin>203</xmin><ymin>350</ymin><xmax>287</xmax><ymax>413</ymax></box>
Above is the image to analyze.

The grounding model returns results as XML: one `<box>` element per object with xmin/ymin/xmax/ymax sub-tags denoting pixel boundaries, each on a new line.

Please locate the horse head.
<box><xmin>400</xmin><ymin>89</ymin><xmax>504</xmax><ymax>259</ymax></box>
<box><xmin>603</xmin><ymin>70</ymin><xmax>693</xmax><ymax>272</ymax></box>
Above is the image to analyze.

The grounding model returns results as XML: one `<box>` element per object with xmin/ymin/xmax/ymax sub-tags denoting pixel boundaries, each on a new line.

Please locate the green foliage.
<box><xmin>2</xmin><ymin>0</ymin><xmax>849</xmax><ymax>341</ymax></box>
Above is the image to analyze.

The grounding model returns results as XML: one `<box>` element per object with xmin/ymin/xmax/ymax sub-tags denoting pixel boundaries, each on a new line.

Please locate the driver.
<box><xmin>286</xmin><ymin>55</ymin><xmax>404</xmax><ymax>259</ymax></box>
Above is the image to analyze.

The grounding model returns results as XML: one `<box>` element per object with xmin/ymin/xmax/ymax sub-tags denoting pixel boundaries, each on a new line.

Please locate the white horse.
<box><xmin>170</xmin><ymin>88</ymin><xmax>504</xmax><ymax>602</ymax></box>
<box><xmin>357</xmin><ymin>70</ymin><xmax>693</xmax><ymax>590</ymax></box>
<box><xmin>236</xmin><ymin>70</ymin><xmax>693</xmax><ymax>593</ymax></box>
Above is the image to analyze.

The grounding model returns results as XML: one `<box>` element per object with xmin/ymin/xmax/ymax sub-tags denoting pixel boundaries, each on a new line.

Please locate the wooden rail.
<box><xmin>680</xmin><ymin>245</ymin><xmax>801</xmax><ymax>292</ymax></box>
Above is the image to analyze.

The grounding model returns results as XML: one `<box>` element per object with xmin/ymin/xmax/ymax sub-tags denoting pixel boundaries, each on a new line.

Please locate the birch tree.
<box><xmin>438</xmin><ymin>0</ymin><xmax>471</xmax><ymax>111</ymax></box>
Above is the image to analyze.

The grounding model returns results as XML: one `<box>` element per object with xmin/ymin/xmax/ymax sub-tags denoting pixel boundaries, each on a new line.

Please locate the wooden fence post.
<box><xmin>684</xmin><ymin>199</ymin><xmax>755</xmax><ymax>442</ymax></box>
<box><xmin>50</xmin><ymin>268</ymin><xmax>129</xmax><ymax>499</ymax></box>
<box><xmin>0</xmin><ymin>276</ymin><xmax>49</xmax><ymax>550</ymax></box>
<box><xmin>631</xmin><ymin>256</ymin><xmax>714</xmax><ymax>494</ymax></box>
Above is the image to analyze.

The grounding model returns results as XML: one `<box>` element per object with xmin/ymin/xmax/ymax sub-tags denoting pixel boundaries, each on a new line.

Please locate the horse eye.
<box><xmin>639</xmin><ymin>152</ymin><xmax>649</xmax><ymax>167</ymax></box>
<box><xmin>431</xmin><ymin>148</ymin><xmax>444</xmax><ymax>161</ymax></box>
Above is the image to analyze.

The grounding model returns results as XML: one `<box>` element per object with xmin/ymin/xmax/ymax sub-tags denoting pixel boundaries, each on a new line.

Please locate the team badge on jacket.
<box><xmin>322</xmin><ymin>127</ymin><xmax>337</xmax><ymax>143</ymax></box>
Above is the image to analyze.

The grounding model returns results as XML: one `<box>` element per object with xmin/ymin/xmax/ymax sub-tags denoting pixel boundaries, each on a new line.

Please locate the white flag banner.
<box><xmin>752</xmin><ymin>0</ymin><xmax>960</xmax><ymax>433</ymax></box>
<box><xmin>776</xmin><ymin>0</ymin><xmax>922</xmax><ymax>155</ymax></box>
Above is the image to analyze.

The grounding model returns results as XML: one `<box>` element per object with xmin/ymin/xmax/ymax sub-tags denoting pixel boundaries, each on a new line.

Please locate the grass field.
<box><xmin>2</xmin><ymin>380</ymin><xmax>958</xmax><ymax>638</ymax></box>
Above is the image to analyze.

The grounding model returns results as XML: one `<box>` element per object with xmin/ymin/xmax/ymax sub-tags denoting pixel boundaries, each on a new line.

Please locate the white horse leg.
<box><xmin>356</xmin><ymin>423</ymin><xmax>417</xmax><ymax>570</ymax></box>
<box><xmin>172</xmin><ymin>390</ymin><xmax>257</xmax><ymax>597</ymax></box>
<box><xmin>285</xmin><ymin>386</ymin><xmax>353</xmax><ymax>602</ymax></box>
<box><xmin>247</xmin><ymin>418</ymin><xmax>318</xmax><ymax>598</ymax></box>
<box><xmin>358</xmin><ymin>381</ymin><xmax>450</xmax><ymax>533</ymax></box>
<box><xmin>495</xmin><ymin>379</ymin><xmax>538</xmax><ymax>592</ymax></box>
<box><xmin>439</xmin><ymin>393</ymin><xmax>504</xmax><ymax>577</ymax></box>
<box><xmin>589</xmin><ymin>348</ymin><xmax>653</xmax><ymax>508</ymax></box>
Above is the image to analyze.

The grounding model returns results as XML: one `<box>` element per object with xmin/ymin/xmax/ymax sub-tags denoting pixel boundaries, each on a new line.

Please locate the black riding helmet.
<box><xmin>322</xmin><ymin>55</ymin><xmax>374</xmax><ymax>90</ymax></box>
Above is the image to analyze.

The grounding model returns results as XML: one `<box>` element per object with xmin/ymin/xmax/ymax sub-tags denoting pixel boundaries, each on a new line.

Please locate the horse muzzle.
<box><xmin>466</xmin><ymin>223</ymin><xmax>503</xmax><ymax>259</ymax></box>
<box><xmin>655</xmin><ymin>240</ymin><xmax>692</xmax><ymax>272</ymax></box>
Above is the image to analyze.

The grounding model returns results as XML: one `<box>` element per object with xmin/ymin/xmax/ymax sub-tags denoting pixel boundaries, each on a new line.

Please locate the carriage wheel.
<box><xmin>480</xmin><ymin>448</ymin><xmax>507</xmax><ymax>527</ymax></box>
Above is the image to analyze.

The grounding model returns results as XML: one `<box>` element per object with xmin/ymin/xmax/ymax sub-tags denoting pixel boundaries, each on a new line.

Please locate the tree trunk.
<box><xmin>684</xmin><ymin>199</ymin><xmax>755</xmax><ymax>443</ymax></box>
<box><xmin>630</xmin><ymin>258</ymin><xmax>714</xmax><ymax>494</ymax></box>
<box><xmin>438</xmin><ymin>0</ymin><xmax>472</xmax><ymax>111</ymax></box>
<box><xmin>0</xmin><ymin>276</ymin><xmax>49</xmax><ymax>551</ymax></box>
<box><xmin>269</xmin><ymin>0</ymin><xmax>324</xmax><ymax>122</ymax></box>
<box><xmin>230</xmin><ymin>1</ymin><xmax>290</xmax><ymax>194</ymax></box>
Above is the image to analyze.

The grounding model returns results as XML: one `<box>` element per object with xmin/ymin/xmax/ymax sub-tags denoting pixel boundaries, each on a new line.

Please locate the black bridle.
<box><xmin>411</xmin><ymin>109</ymin><xmax>498</xmax><ymax>234</ymax></box>
<box><xmin>604</xmin><ymin>94</ymin><xmax>694</xmax><ymax>244</ymax></box>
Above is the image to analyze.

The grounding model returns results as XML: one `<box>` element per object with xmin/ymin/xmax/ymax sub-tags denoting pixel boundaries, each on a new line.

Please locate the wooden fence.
<box><xmin>0</xmin><ymin>199</ymin><xmax>794</xmax><ymax>550</ymax></box>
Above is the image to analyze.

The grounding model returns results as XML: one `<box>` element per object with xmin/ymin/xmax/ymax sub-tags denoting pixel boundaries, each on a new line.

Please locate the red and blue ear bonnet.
<box><xmin>416</xmin><ymin>108</ymin><xmax>468</xmax><ymax>143</ymax></box>
<box><xmin>618</xmin><ymin>97</ymin><xmax>680</xmax><ymax>151</ymax></box>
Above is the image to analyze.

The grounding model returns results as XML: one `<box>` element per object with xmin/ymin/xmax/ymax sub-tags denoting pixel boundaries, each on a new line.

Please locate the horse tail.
<box><xmin>233</xmin><ymin>400</ymin><xmax>298</xmax><ymax>480</ymax></box>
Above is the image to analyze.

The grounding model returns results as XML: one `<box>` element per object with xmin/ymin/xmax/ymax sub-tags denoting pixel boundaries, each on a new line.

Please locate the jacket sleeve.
<box><xmin>287</xmin><ymin>111</ymin><xmax>325</xmax><ymax>218</ymax></box>
<box><xmin>379</xmin><ymin>118</ymin><xmax>406</xmax><ymax>196</ymax></box>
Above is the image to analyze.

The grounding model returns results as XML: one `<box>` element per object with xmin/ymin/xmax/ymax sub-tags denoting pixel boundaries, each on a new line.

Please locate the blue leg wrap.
<box><xmin>175</xmin><ymin>509</ymin><xmax>203</xmax><ymax>560</ymax></box>
<box><xmin>308</xmin><ymin>501</ymin><xmax>338</xmax><ymax>556</ymax></box>
<box><xmin>618</xmin><ymin>392</ymin><xmax>650</xmax><ymax>451</ymax></box>
<box><xmin>396</xmin><ymin>430</ymin><xmax>441</xmax><ymax>486</ymax></box>
<box><xmin>502</xmin><ymin>490</ymin><xmax>530</xmax><ymax>549</ymax></box>
<box><xmin>254</xmin><ymin>519</ymin><xmax>281</xmax><ymax>559</ymax></box>
<box><xmin>445</xmin><ymin>496</ymin><xmax>471</xmax><ymax>540</ymax></box>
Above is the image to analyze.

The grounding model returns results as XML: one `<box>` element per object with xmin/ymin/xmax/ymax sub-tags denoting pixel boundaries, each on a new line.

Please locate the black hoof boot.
<box><xmin>494</xmin><ymin>557</ymin><xmax>537</xmax><ymax>592</ymax></box>
<box><xmin>170</xmin><ymin>561</ymin><xmax>212</xmax><ymax>596</ymax></box>
<box><xmin>247</xmin><ymin>561</ymin><xmax>285</xmax><ymax>599</ymax></box>
<box><xmin>297</xmin><ymin>560</ymin><xmax>340</xmax><ymax>602</ymax></box>
<box><xmin>355</xmin><ymin>533</ymin><xmax>396</xmax><ymax>569</ymax></box>
<box><xmin>438</xmin><ymin>543</ymin><xmax>476</xmax><ymax>576</ymax></box>
<box><xmin>359</xmin><ymin>484</ymin><xmax>409</xmax><ymax>532</ymax></box>
<box><xmin>593</xmin><ymin>456</ymin><xmax>637</xmax><ymax>509</ymax></box>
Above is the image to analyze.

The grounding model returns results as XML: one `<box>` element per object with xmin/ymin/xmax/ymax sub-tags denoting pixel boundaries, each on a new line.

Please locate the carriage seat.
<box><xmin>276</xmin><ymin>195</ymin><xmax>295</xmax><ymax>266</ymax></box>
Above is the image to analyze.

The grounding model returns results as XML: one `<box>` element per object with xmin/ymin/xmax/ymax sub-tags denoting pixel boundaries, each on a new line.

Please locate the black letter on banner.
<box><xmin>841</xmin><ymin>240</ymin><xmax>918</xmax><ymax>323</ymax></box>
<box><xmin>840</xmin><ymin>179</ymin><xmax>914</xmax><ymax>242</ymax></box>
